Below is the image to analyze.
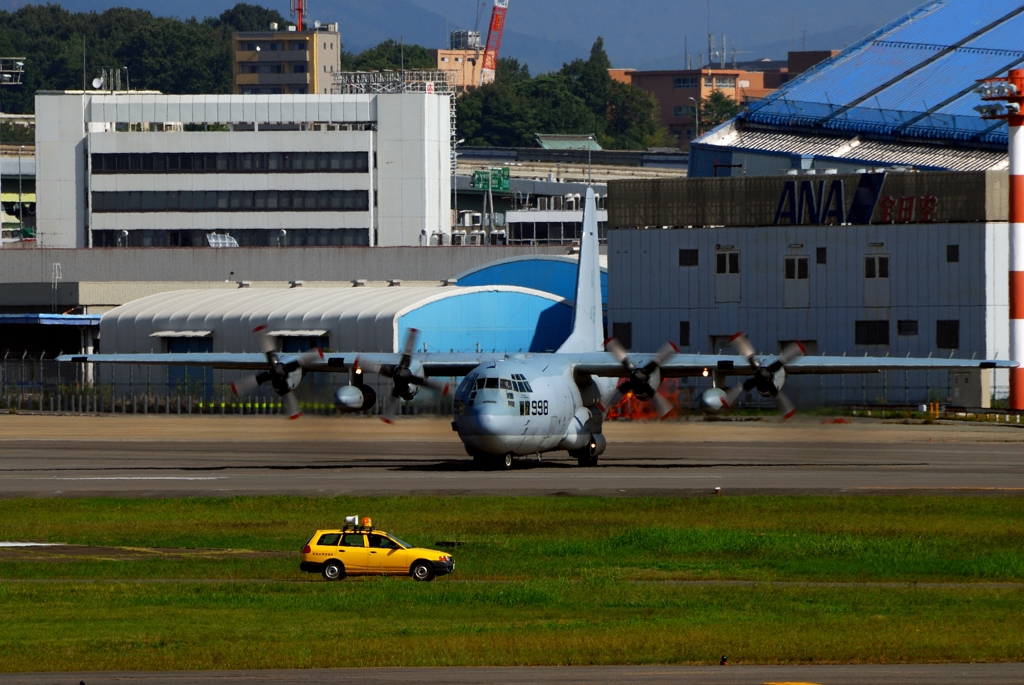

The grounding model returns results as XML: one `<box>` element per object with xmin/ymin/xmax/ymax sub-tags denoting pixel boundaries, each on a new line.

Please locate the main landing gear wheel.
<box><xmin>411</xmin><ymin>561</ymin><xmax>435</xmax><ymax>582</ymax></box>
<box><xmin>322</xmin><ymin>560</ymin><xmax>345</xmax><ymax>581</ymax></box>
<box><xmin>571</xmin><ymin>448</ymin><xmax>598</xmax><ymax>468</ymax></box>
<box><xmin>497</xmin><ymin>453</ymin><xmax>514</xmax><ymax>470</ymax></box>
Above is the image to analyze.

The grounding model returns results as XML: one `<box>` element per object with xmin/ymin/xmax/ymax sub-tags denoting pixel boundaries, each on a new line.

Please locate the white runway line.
<box><xmin>30</xmin><ymin>476</ymin><xmax>227</xmax><ymax>481</ymax></box>
<box><xmin>0</xmin><ymin>542</ymin><xmax>64</xmax><ymax>547</ymax></box>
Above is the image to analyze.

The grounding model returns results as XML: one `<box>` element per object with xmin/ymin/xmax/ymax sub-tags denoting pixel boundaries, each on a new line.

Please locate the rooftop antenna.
<box><xmin>721</xmin><ymin>33</ymin><xmax>726</xmax><ymax>68</ymax></box>
<box><xmin>291</xmin><ymin>0</ymin><xmax>305</xmax><ymax>31</ymax></box>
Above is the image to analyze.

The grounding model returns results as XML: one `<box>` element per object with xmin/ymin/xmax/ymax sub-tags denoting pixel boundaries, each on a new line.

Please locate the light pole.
<box><xmin>688</xmin><ymin>96</ymin><xmax>701</xmax><ymax>138</ymax></box>
<box><xmin>453</xmin><ymin>138</ymin><xmax>464</xmax><ymax>230</ymax></box>
<box><xmin>587</xmin><ymin>135</ymin><xmax>594</xmax><ymax>185</ymax></box>
<box><xmin>17</xmin><ymin>145</ymin><xmax>23</xmax><ymax>235</ymax></box>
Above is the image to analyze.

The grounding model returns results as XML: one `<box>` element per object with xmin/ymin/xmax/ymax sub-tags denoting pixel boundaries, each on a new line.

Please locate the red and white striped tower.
<box><xmin>978</xmin><ymin>69</ymin><xmax>1024</xmax><ymax>409</ymax></box>
<box><xmin>1007</xmin><ymin>71</ymin><xmax>1024</xmax><ymax>410</ymax></box>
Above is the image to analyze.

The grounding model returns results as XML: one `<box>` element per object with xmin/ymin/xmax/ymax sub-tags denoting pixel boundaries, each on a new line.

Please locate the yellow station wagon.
<box><xmin>300</xmin><ymin>518</ymin><xmax>454</xmax><ymax>582</ymax></box>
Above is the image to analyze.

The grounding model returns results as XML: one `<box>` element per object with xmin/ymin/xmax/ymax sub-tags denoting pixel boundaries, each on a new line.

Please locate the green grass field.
<box><xmin>2</xmin><ymin>496</ymin><xmax>1023</xmax><ymax>670</ymax></box>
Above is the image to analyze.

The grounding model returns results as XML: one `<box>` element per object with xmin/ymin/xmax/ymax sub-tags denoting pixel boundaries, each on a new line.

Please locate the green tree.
<box><xmin>699</xmin><ymin>90</ymin><xmax>743</xmax><ymax>129</ymax></box>
<box><xmin>456</xmin><ymin>36</ymin><xmax>670</xmax><ymax>150</ymax></box>
<box><xmin>210</xmin><ymin>4</ymin><xmax>289</xmax><ymax>32</ymax></box>
<box><xmin>495</xmin><ymin>57</ymin><xmax>530</xmax><ymax>85</ymax></box>
<box><xmin>352</xmin><ymin>39</ymin><xmax>435</xmax><ymax>71</ymax></box>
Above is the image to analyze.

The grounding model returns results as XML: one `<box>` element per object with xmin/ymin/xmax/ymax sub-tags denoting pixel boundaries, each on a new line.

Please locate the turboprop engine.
<box><xmin>334</xmin><ymin>384</ymin><xmax>377</xmax><ymax>413</ymax></box>
<box><xmin>698</xmin><ymin>333</ymin><xmax>805</xmax><ymax>419</ymax></box>
<box><xmin>698</xmin><ymin>387</ymin><xmax>731</xmax><ymax>415</ymax></box>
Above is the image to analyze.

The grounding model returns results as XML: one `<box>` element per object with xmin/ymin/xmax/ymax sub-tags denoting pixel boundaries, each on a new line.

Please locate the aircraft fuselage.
<box><xmin>452</xmin><ymin>358</ymin><xmax>617</xmax><ymax>459</ymax></box>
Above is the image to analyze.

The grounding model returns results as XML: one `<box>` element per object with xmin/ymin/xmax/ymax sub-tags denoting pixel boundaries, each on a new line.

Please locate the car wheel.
<box><xmin>499</xmin><ymin>453</ymin><xmax>514</xmax><ymax>470</ymax></box>
<box><xmin>322</xmin><ymin>560</ymin><xmax>345</xmax><ymax>581</ymax></box>
<box><xmin>411</xmin><ymin>561</ymin><xmax>435</xmax><ymax>582</ymax></box>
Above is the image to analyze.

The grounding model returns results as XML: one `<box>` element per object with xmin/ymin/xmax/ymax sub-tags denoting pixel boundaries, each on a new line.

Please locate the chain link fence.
<box><xmin>0</xmin><ymin>355</ymin><xmax>454</xmax><ymax>417</ymax></box>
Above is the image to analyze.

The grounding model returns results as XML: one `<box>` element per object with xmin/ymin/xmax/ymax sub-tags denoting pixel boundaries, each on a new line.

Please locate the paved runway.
<box><xmin>1</xmin><ymin>415</ymin><xmax>1022</xmax><ymax>497</ymax></box>
<box><xmin>6</xmin><ymin>664</ymin><xmax>1024</xmax><ymax>684</ymax></box>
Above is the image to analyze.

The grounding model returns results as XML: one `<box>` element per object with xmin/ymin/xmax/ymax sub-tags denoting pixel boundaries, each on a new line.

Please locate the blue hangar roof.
<box><xmin>690</xmin><ymin>0</ymin><xmax>1023</xmax><ymax>176</ymax></box>
<box><xmin>455</xmin><ymin>255</ymin><xmax>608</xmax><ymax>308</ymax></box>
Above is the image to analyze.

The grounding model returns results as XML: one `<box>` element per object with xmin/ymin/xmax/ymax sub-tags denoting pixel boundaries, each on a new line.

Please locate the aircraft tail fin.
<box><xmin>557</xmin><ymin>187</ymin><xmax>603</xmax><ymax>353</ymax></box>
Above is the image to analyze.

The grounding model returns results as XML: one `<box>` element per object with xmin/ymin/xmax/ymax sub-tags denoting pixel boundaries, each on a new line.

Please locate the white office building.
<box><xmin>34</xmin><ymin>91</ymin><xmax>451</xmax><ymax>248</ymax></box>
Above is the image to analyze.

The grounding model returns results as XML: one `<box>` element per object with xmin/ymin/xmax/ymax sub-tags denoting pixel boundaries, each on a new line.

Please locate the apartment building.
<box><xmin>233</xmin><ymin>24</ymin><xmax>341</xmax><ymax>96</ymax></box>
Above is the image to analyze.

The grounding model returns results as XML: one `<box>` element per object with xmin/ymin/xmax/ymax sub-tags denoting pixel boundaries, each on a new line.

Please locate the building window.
<box><xmin>678</xmin><ymin>249</ymin><xmax>699</xmax><ymax>266</ymax></box>
<box><xmin>92</xmin><ymin>228</ymin><xmax>370</xmax><ymax>248</ymax></box>
<box><xmin>92</xmin><ymin>190</ymin><xmax>370</xmax><ymax>213</ymax></box>
<box><xmin>864</xmin><ymin>255</ymin><xmax>889</xmax><ymax>279</ymax></box>
<box><xmin>671</xmin><ymin>128</ymin><xmax>683</xmax><ymax>140</ymax></box>
<box><xmin>716</xmin><ymin>251</ymin><xmax>739</xmax><ymax>274</ymax></box>
<box><xmin>685</xmin><ymin>129</ymin><xmax>694</xmax><ymax>140</ymax></box>
<box><xmin>293</xmin><ymin>64</ymin><xmax>307</xmax><ymax>74</ymax></box>
<box><xmin>715</xmin><ymin>76</ymin><xmax>736</xmax><ymax>88</ymax></box>
<box><xmin>672</xmin><ymin>105</ymin><xmax>685</xmax><ymax>117</ymax></box>
<box><xmin>612</xmin><ymin>322</ymin><xmax>633</xmax><ymax>350</ymax></box>
<box><xmin>897</xmin><ymin>320</ymin><xmax>919</xmax><ymax>336</ymax></box>
<box><xmin>92</xmin><ymin>152</ymin><xmax>370</xmax><ymax>175</ymax></box>
<box><xmin>936</xmin><ymin>320</ymin><xmax>960</xmax><ymax>349</ymax></box>
<box><xmin>855</xmin><ymin>320</ymin><xmax>890</xmax><ymax>346</ymax></box>
<box><xmin>673</xmin><ymin>77</ymin><xmax>698</xmax><ymax>88</ymax></box>
<box><xmin>816</xmin><ymin>247</ymin><xmax>827</xmax><ymax>264</ymax></box>
<box><xmin>679</xmin><ymin>321</ymin><xmax>690</xmax><ymax>348</ymax></box>
<box><xmin>703</xmin><ymin>76</ymin><xmax>713</xmax><ymax>87</ymax></box>
<box><xmin>441</xmin><ymin>57</ymin><xmax>449</xmax><ymax>63</ymax></box>
<box><xmin>947</xmin><ymin>244</ymin><xmax>959</xmax><ymax>263</ymax></box>
<box><xmin>784</xmin><ymin>256</ymin><xmax>809</xmax><ymax>280</ymax></box>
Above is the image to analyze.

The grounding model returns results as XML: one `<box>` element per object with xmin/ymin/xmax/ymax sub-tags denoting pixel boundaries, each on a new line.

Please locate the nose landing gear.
<box><xmin>570</xmin><ymin>433</ymin><xmax>605</xmax><ymax>467</ymax></box>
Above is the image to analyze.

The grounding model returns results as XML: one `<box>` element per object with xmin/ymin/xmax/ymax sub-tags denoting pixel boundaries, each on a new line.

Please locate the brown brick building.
<box><xmin>621</xmin><ymin>51</ymin><xmax>838</xmax><ymax>150</ymax></box>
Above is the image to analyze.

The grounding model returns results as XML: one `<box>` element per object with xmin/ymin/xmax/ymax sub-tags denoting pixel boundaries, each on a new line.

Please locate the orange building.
<box><xmin>432</xmin><ymin>49</ymin><xmax>488</xmax><ymax>92</ymax></box>
<box><xmin>624</xmin><ymin>51</ymin><xmax>838</xmax><ymax>150</ymax></box>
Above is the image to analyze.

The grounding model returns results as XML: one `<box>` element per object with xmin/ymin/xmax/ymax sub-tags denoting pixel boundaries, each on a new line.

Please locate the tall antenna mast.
<box><xmin>291</xmin><ymin>0</ymin><xmax>305</xmax><ymax>31</ymax></box>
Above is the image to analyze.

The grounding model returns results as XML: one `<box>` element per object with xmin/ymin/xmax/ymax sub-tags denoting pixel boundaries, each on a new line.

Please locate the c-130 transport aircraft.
<box><xmin>62</xmin><ymin>188</ymin><xmax>1017</xmax><ymax>469</ymax></box>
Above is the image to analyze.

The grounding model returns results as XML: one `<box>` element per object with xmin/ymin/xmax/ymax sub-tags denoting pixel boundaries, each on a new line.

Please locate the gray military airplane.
<box><xmin>61</xmin><ymin>188</ymin><xmax>1018</xmax><ymax>469</ymax></box>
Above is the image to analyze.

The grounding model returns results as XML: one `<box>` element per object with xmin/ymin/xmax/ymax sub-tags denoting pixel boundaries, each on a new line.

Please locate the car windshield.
<box><xmin>391</xmin><ymin>537</ymin><xmax>411</xmax><ymax>549</ymax></box>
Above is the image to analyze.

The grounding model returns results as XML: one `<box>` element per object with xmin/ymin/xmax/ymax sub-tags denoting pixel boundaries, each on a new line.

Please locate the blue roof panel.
<box><xmin>736</xmin><ymin>0</ymin><xmax>1024</xmax><ymax>146</ymax></box>
<box><xmin>881</xmin><ymin>0</ymin><xmax>1021</xmax><ymax>45</ymax></box>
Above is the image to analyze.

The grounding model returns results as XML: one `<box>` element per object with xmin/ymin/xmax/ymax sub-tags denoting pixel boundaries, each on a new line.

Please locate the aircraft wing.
<box><xmin>55</xmin><ymin>351</ymin><xmax>499</xmax><ymax>378</ymax></box>
<box><xmin>58</xmin><ymin>352</ymin><xmax>273</xmax><ymax>370</ymax></box>
<box><xmin>569</xmin><ymin>353</ymin><xmax>1018</xmax><ymax>377</ymax></box>
<box><xmin>57</xmin><ymin>351</ymin><xmax>1017</xmax><ymax>378</ymax></box>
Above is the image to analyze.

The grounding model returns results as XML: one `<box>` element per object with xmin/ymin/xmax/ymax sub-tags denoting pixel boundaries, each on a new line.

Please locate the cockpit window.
<box><xmin>485</xmin><ymin>377</ymin><xmax>499</xmax><ymax>389</ymax></box>
<box><xmin>500</xmin><ymin>379</ymin><xmax>513</xmax><ymax>390</ymax></box>
<box><xmin>457</xmin><ymin>374</ymin><xmax>477</xmax><ymax>396</ymax></box>
<box><xmin>475</xmin><ymin>378</ymin><xmax>486</xmax><ymax>390</ymax></box>
<box><xmin>523</xmin><ymin>381</ymin><xmax>533</xmax><ymax>393</ymax></box>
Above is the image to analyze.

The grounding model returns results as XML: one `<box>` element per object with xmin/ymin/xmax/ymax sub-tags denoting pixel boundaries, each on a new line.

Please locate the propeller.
<box><xmin>359</xmin><ymin>328</ymin><xmax>449</xmax><ymax>424</ymax></box>
<box><xmin>229</xmin><ymin>325</ymin><xmax>324</xmax><ymax>420</ymax></box>
<box><xmin>603</xmin><ymin>338</ymin><xmax>678</xmax><ymax>419</ymax></box>
<box><xmin>723</xmin><ymin>332</ymin><xmax>805</xmax><ymax>419</ymax></box>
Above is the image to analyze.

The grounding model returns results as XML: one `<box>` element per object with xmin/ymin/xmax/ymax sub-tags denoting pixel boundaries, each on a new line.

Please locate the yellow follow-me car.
<box><xmin>300</xmin><ymin>516</ymin><xmax>454</xmax><ymax>582</ymax></box>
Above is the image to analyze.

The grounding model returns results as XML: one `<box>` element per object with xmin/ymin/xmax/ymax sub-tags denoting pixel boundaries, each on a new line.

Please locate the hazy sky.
<box><xmin>4</xmin><ymin>0</ymin><xmax>928</xmax><ymax>71</ymax></box>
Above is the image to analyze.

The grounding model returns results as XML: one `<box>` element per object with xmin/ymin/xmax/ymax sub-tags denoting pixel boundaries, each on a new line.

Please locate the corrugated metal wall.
<box><xmin>609</xmin><ymin>171</ymin><xmax>1007</xmax><ymax>228</ymax></box>
<box><xmin>607</xmin><ymin>222</ymin><xmax>1010</xmax><ymax>404</ymax></box>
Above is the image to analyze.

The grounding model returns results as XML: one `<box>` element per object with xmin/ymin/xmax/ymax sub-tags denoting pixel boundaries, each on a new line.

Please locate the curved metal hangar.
<box><xmin>99</xmin><ymin>286</ymin><xmax>573</xmax><ymax>356</ymax></box>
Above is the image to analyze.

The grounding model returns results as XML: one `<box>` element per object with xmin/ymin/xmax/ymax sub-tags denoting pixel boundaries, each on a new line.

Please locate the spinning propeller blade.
<box><xmin>227</xmin><ymin>326</ymin><xmax>324</xmax><ymax>419</ymax></box>
<box><xmin>724</xmin><ymin>333</ymin><xmax>805</xmax><ymax>419</ymax></box>
<box><xmin>603</xmin><ymin>337</ymin><xmax>678</xmax><ymax>419</ymax></box>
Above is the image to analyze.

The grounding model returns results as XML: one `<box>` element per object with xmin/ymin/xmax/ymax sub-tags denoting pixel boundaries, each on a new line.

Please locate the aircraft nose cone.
<box><xmin>458</xmin><ymin>407</ymin><xmax>518</xmax><ymax>455</ymax></box>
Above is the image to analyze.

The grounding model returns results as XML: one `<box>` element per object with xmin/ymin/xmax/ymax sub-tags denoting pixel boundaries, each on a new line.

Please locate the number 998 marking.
<box><xmin>531</xmin><ymin>400</ymin><xmax>549</xmax><ymax>416</ymax></box>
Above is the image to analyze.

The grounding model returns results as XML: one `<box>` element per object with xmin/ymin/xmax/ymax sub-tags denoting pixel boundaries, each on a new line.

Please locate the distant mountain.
<box><xmin>1</xmin><ymin>0</ymin><xmax>924</xmax><ymax>73</ymax></box>
<box><xmin>635</xmin><ymin>23</ymin><xmax>883</xmax><ymax>71</ymax></box>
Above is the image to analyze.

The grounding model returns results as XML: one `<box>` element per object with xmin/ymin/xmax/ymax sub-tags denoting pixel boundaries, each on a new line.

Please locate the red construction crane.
<box><xmin>291</xmin><ymin>0</ymin><xmax>306</xmax><ymax>31</ymax></box>
<box><xmin>480</xmin><ymin>0</ymin><xmax>509</xmax><ymax>86</ymax></box>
